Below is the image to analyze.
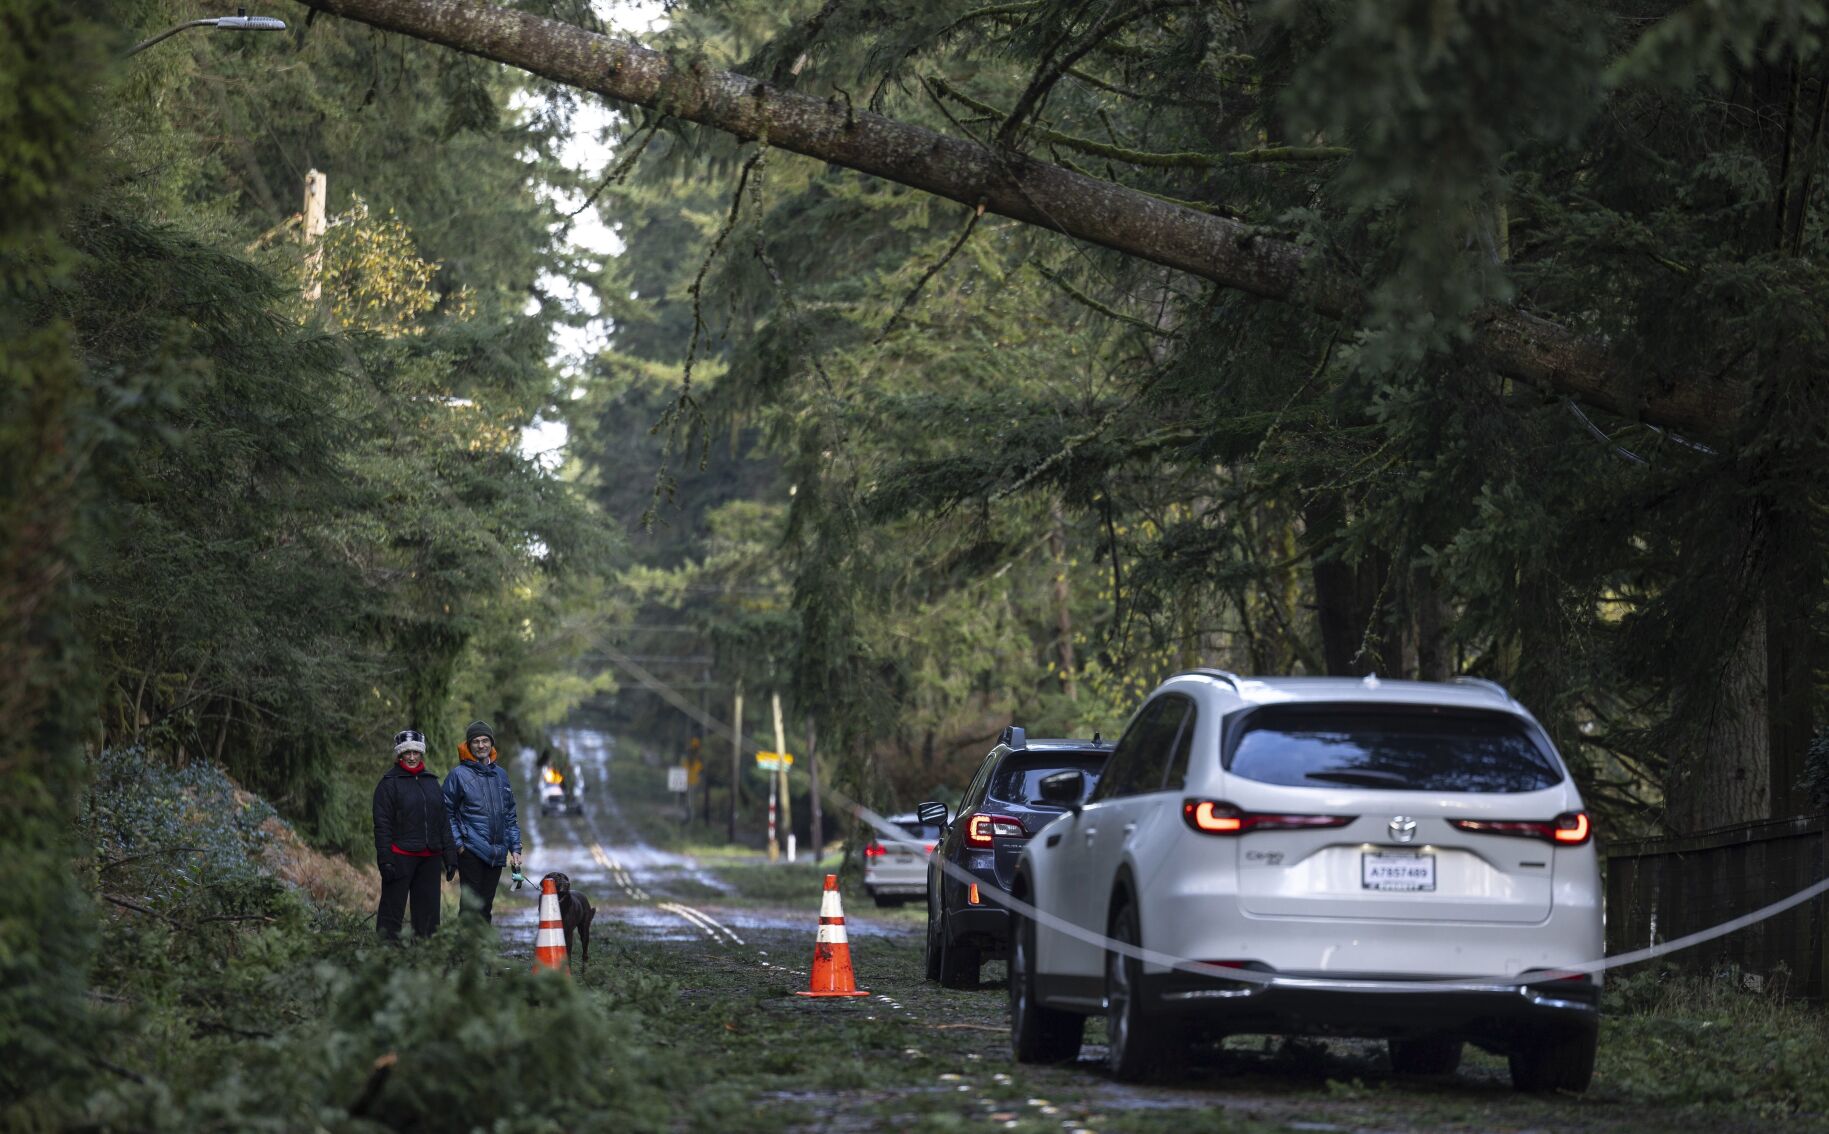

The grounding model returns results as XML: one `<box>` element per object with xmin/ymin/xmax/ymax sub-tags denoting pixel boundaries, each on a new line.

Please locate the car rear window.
<box><xmin>990</xmin><ymin>752</ymin><xmax>1107</xmax><ymax>805</ymax></box>
<box><xmin>1225</xmin><ymin>707</ymin><xmax>1563</xmax><ymax>793</ymax></box>
<box><xmin>894</xmin><ymin>822</ymin><xmax>940</xmax><ymax>841</ymax></box>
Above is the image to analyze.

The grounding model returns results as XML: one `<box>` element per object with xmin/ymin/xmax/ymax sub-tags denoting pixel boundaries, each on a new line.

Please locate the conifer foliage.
<box><xmin>485</xmin><ymin>0</ymin><xmax>1829</xmax><ymax>827</ymax></box>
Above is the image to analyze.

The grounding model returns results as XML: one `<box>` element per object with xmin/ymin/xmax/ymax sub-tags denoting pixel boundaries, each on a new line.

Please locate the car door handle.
<box><xmin>1122</xmin><ymin>823</ymin><xmax>1137</xmax><ymax>837</ymax></box>
<box><xmin>1083</xmin><ymin>828</ymin><xmax>1097</xmax><ymax>846</ymax></box>
<box><xmin>1046</xmin><ymin>833</ymin><xmax>1062</xmax><ymax>847</ymax></box>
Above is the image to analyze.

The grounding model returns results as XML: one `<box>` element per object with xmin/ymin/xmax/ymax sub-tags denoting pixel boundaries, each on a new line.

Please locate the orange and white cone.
<box><xmin>532</xmin><ymin>877</ymin><xmax>568</xmax><ymax>974</ymax></box>
<box><xmin>795</xmin><ymin>873</ymin><xmax>869</xmax><ymax>998</ymax></box>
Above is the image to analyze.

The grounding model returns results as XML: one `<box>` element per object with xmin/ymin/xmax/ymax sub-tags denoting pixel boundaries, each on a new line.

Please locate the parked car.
<box><xmin>919</xmin><ymin>726</ymin><xmax>1112</xmax><ymax>988</ymax></box>
<box><xmin>863</xmin><ymin>813</ymin><xmax>939</xmax><ymax>907</ymax></box>
<box><xmin>1008</xmin><ymin>671</ymin><xmax>1603</xmax><ymax>1091</ymax></box>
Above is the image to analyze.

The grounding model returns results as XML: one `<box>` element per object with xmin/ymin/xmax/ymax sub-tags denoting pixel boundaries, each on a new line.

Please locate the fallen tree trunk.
<box><xmin>296</xmin><ymin>0</ymin><xmax>1741</xmax><ymax>442</ymax></box>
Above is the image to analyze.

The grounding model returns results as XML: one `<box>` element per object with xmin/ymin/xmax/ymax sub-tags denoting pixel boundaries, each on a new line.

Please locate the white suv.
<box><xmin>1009</xmin><ymin>671</ymin><xmax>1602</xmax><ymax>1091</ymax></box>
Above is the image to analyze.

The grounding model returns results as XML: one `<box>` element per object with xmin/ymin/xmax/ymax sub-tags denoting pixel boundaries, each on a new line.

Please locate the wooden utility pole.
<box><xmin>806</xmin><ymin>714</ymin><xmax>821</xmax><ymax>866</ymax></box>
<box><xmin>302</xmin><ymin>169</ymin><xmax>328</xmax><ymax>303</ymax></box>
<box><xmin>772</xmin><ymin>691</ymin><xmax>791</xmax><ymax>862</ymax></box>
<box><xmin>728</xmin><ymin>680</ymin><xmax>743</xmax><ymax>845</ymax></box>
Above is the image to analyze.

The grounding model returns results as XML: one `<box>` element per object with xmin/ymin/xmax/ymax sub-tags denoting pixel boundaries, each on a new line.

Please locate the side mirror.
<box><xmin>1037</xmin><ymin>770</ymin><xmax>1085</xmax><ymax>808</ymax></box>
<box><xmin>916</xmin><ymin>801</ymin><xmax>949</xmax><ymax>828</ymax></box>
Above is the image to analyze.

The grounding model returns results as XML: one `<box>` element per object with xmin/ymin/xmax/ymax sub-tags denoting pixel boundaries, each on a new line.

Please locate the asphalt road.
<box><xmin>496</xmin><ymin>726</ymin><xmax>905</xmax><ymax>953</ymax></box>
<box><xmin>477</xmin><ymin>728</ymin><xmax>1825</xmax><ymax>1134</ymax></box>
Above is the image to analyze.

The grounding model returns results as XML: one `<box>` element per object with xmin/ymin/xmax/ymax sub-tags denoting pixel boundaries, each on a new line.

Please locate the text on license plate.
<box><xmin>1362</xmin><ymin>852</ymin><xmax>1435</xmax><ymax>891</ymax></box>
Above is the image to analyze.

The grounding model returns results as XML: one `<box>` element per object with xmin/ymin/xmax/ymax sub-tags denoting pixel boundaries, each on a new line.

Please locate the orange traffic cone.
<box><xmin>532</xmin><ymin>876</ymin><xmax>568</xmax><ymax>974</ymax></box>
<box><xmin>796</xmin><ymin>873</ymin><xmax>869</xmax><ymax>998</ymax></box>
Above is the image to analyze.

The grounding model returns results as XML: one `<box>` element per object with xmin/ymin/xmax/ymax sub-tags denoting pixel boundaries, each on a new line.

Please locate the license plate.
<box><xmin>1362</xmin><ymin>852</ymin><xmax>1435</xmax><ymax>891</ymax></box>
<box><xmin>895</xmin><ymin>855</ymin><xmax>913</xmax><ymax>864</ymax></box>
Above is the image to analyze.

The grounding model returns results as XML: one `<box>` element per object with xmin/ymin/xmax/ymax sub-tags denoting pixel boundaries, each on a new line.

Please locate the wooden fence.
<box><xmin>1605</xmin><ymin>813</ymin><xmax>1829</xmax><ymax>998</ymax></box>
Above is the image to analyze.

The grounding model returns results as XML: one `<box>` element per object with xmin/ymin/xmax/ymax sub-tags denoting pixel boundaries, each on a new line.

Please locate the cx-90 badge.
<box><xmin>1388</xmin><ymin>815</ymin><xmax>1418</xmax><ymax>843</ymax></box>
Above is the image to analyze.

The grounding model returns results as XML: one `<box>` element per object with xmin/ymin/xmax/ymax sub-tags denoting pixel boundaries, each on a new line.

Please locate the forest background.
<box><xmin>7</xmin><ymin>0</ymin><xmax>1829</xmax><ymax>1125</ymax></box>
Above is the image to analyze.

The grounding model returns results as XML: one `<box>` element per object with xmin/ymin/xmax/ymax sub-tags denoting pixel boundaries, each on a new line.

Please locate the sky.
<box><xmin>520</xmin><ymin>1</ymin><xmax>670</xmax><ymax>472</ymax></box>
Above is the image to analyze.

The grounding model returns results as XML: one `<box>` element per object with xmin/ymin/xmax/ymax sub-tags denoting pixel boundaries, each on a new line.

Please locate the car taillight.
<box><xmin>964</xmin><ymin>813</ymin><xmax>1026</xmax><ymax>848</ymax></box>
<box><xmin>864</xmin><ymin>842</ymin><xmax>885</xmax><ymax>858</ymax></box>
<box><xmin>923</xmin><ymin>842</ymin><xmax>936</xmax><ymax>854</ymax></box>
<box><xmin>1182</xmin><ymin>800</ymin><xmax>1352</xmax><ymax>836</ymax></box>
<box><xmin>1449</xmin><ymin>810</ymin><xmax>1591</xmax><ymax>846</ymax></box>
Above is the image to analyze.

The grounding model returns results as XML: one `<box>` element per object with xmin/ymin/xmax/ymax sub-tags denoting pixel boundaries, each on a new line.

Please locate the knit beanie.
<box><xmin>465</xmin><ymin>720</ymin><xmax>495</xmax><ymax>745</ymax></box>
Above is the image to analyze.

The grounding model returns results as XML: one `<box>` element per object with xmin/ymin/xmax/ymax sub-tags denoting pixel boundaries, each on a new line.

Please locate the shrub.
<box><xmin>1601</xmin><ymin>968</ymin><xmax>1829</xmax><ymax>1114</ymax></box>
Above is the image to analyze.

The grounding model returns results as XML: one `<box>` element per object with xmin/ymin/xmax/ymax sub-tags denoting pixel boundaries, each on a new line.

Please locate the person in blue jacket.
<box><xmin>443</xmin><ymin>720</ymin><xmax>523</xmax><ymax>922</ymax></box>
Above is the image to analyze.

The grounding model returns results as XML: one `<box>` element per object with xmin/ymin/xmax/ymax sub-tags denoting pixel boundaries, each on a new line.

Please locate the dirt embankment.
<box><xmin>248</xmin><ymin>799</ymin><xmax>376</xmax><ymax>911</ymax></box>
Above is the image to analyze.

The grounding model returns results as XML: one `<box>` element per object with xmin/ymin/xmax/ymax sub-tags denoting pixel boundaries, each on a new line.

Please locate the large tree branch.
<box><xmin>295</xmin><ymin>0</ymin><xmax>1741</xmax><ymax>441</ymax></box>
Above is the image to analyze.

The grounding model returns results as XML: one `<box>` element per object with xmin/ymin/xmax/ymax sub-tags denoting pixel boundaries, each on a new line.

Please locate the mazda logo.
<box><xmin>1388</xmin><ymin>815</ymin><xmax>1417</xmax><ymax>843</ymax></box>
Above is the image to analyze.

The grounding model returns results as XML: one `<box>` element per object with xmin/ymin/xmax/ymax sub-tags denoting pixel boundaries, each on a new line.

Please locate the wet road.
<box><xmin>471</xmin><ymin>728</ymin><xmax>1772</xmax><ymax>1133</ymax></box>
<box><xmin>492</xmin><ymin>726</ymin><xmax>904</xmax><ymax>955</ymax></box>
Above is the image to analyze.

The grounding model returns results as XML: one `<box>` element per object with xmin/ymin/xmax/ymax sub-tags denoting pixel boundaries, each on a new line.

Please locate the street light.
<box><xmin>127</xmin><ymin>8</ymin><xmax>286</xmax><ymax>56</ymax></box>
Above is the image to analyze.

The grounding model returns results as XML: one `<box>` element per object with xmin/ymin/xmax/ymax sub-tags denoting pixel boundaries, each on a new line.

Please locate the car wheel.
<box><xmin>1508</xmin><ymin>1026</ymin><xmax>1597</xmax><ymax>1093</ymax></box>
<box><xmin>924</xmin><ymin>897</ymin><xmax>942</xmax><ymax>982</ymax></box>
<box><xmin>1105</xmin><ymin>899</ymin><xmax>1177</xmax><ymax>1082</ymax></box>
<box><xmin>1389</xmin><ymin>1035</ymin><xmax>1463</xmax><ymax>1076</ymax></box>
<box><xmin>1010</xmin><ymin>904</ymin><xmax>1084</xmax><ymax>1063</ymax></box>
<box><xmin>938</xmin><ymin>912</ymin><xmax>981</xmax><ymax>989</ymax></box>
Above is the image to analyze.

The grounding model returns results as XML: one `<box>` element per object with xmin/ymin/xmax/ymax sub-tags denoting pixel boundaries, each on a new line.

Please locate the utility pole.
<box><xmin>302</xmin><ymin>169</ymin><xmax>328</xmax><ymax>304</ymax></box>
<box><xmin>728</xmin><ymin>681</ymin><xmax>743</xmax><ymax>844</ymax></box>
<box><xmin>772</xmin><ymin>691</ymin><xmax>792</xmax><ymax>862</ymax></box>
<box><xmin>765</xmin><ymin>686</ymin><xmax>778</xmax><ymax>862</ymax></box>
<box><xmin>806</xmin><ymin>714</ymin><xmax>822</xmax><ymax>866</ymax></box>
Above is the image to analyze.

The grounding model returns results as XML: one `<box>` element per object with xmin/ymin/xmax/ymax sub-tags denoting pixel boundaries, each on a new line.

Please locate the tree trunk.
<box><xmin>298</xmin><ymin>0</ymin><xmax>1741</xmax><ymax>442</ymax></box>
<box><xmin>1412</xmin><ymin>564</ymin><xmax>1454</xmax><ymax>682</ymax></box>
<box><xmin>1666</xmin><ymin>605</ymin><xmax>1772</xmax><ymax>832</ymax></box>
<box><xmin>1049</xmin><ymin>500</ymin><xmax>1077</xmax><ymax>700</ymax></box>
<box><xmin>1663</xmin><ymin>485</ymin><xmax>1815</xmax><ymax>830</ymax></box>
<box><xmin>1765</xmin><ymin>501</ymin><xmax>1815</xmax><ymax>818</ymax></box>
<box><xmin>1303</xmin><ymin>492</ymin><xmax>1412</xmax><ymax>678</ymax></box>
<box><xmin>728</xmin><ymin>681</ymin><xmax>743</xmax><ymax>844</ymax></box>
<box><xmin>1304</xmin><ymin>493</ymin><xmax>1375</xmax><ymax>676</ymax></box>
<box><xmin>806</xmin><ymin>714</ymin><xmax>822</xmax><ymax>864</ymax></box>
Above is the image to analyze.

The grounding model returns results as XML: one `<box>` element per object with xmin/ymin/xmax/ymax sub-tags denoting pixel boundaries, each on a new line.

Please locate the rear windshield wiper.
<box><xmin>1303</xmin><ymin>768</ymin><xmax>1412</xmax><ymax>787</ymax></box>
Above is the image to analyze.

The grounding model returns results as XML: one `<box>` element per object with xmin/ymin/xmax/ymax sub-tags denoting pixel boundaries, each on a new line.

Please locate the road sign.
<box><xmin>686</xmin><ymin>757</ymin><xmax>703</xmax><ymax>786</ymax></box>
<box><xmin>755</xmin><ymin>751</ymin><xmax>795</xmax><ymax>770</ymax></box>
<box><xmin>667</xmin><ymin>766</ymin><xmax>689</xmax><ymax>793</ymax></box>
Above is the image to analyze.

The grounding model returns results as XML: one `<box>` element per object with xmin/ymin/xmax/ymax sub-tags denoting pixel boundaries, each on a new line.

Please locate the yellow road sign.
<box><xmin>686</xmin><ymin>757</ymin><xmax>703</xmax><ymax>786</ymax></box>
<box><xmin>755</xmin><ymin>751</ymin><xmax>795</xmax><ymax>770</ymax></box>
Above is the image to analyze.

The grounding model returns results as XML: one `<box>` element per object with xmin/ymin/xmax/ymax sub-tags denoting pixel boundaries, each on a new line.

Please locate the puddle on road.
<box><xmin>611</xmin><ymin>904</ymin><xmax>715</xmax><ymax>943</ymax></box>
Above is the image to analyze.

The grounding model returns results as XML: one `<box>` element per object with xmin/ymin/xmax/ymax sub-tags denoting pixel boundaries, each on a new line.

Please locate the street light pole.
<box><xmin>127</xmin><ymin>9</ymin><xmax>286</xmax><ymax>56</ymax></box>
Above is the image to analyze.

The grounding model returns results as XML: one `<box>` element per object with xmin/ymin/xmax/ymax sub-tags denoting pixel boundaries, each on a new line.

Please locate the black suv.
<box><xmin>918</xmin><ymin>726</ymin><xmax>1110</xmax><ymax>988</ymax></box>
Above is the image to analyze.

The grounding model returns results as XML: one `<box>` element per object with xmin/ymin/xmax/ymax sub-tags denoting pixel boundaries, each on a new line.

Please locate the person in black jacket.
<box><xmin>373</xmin><ymin>728</ymin><xmax>458</xmax><ymax>942</ymax></box>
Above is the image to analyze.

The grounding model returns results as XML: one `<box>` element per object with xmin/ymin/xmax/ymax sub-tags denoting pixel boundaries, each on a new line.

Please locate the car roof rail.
<box><xmin>1000</xmin><ymin>724</ymin><xmax>1027</xmax><ymax>750</ymax></box>
<box><xmin>1170</xmin><ymin>668</ymin><xmax>1242</xmax><ymax>689</ymax></box>
<box><xmin>1452</xmin><ymin>675</ymin><xmax>1512</xmax><ymax>700</ymax></box>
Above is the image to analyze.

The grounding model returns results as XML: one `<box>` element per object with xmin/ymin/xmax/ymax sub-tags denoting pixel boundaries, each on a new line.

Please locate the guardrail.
<box><xmin>1606</xmin><ymin>813</ymin><xmax>1829</xmax><ymax>997</ymax></box>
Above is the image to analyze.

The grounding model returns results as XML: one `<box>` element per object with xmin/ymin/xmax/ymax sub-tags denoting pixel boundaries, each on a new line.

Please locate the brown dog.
<box><xmin>541</xmin><ymin>871</ymin><xmax>595</xmax><ymax>968</ymax></box>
